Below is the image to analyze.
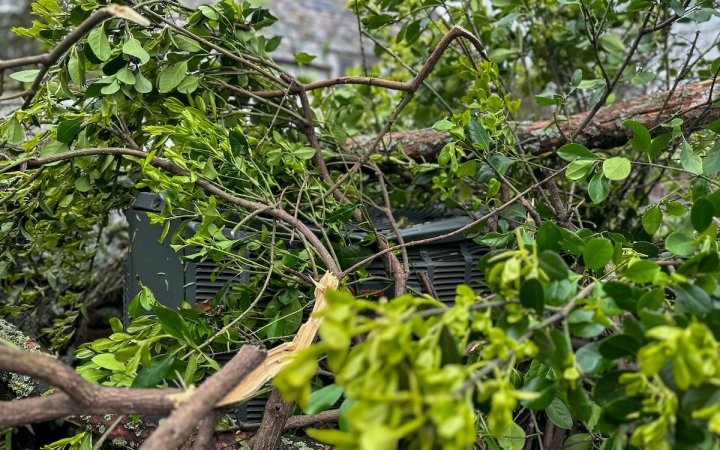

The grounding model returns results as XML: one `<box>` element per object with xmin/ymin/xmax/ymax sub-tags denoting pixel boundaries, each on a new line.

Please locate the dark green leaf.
<box><xmin>464</xmin><ymin>118</ymin><xmax>491</xmax><ymax>150</ymax></box>
<box><xmin>439</xmin><ymin>325</ymin><xmax>462</xmax><ymax>366</ymax></box>
<box><xmin>674</xmin><ymin>283</ymin><xmax>712</xmax><ymax>314</ymax></box>
<box><xmin>132</xmin><ymin>354</ymin><xmax>175</xmax><ymax>388</ymax></box>
<box><xmin>153</xmin><ymin>304</ymin><xmax>192</xmax><ymax>342</ymax></box>
<box><xmin>521</xmin><ymin>377</ymin><xmax>556</xmax><ymax>410</ymax></box>
<box><xmin>557</xmin><ymin>143</ymin><xmax>596</xmax><ymax>161</ymax></box>
<box><xmin>546</xmin><ymin>398</ymin><xmax>573</xmax><ymax>429</ymax></box>
<box><xmin>536</xmin><ymin>222</ymin><xmax>563</xmax><ymax>252</ymax></box>
<box><xmin>624</xmin><ymin>120</ymin><xmax>651</xmax><ymax>152</ymax></box>
<box><xmin>691</xmin><ymin>198</ymin><xmax>714</xmax><ymax>231</ymax></box>
<box><xmin>599</xmin><ymin>335</ymin><xmax>640</xmax><ymax>359</ymax></box>
<box><xmin>583</xmin><ymin>238</ymin><xmax>613</xmax><ymax>270</ymax></box>
<box><xmin>538</xmin><ymin>251</ymin><xmax>569</xmax><ymax>281</ymax></box>
<box><xmin>567</xmin><ymin>387</ymin><xmax>592</xmax><ymax>422</ymax></box>
<box><xmin>520</xmin><ymin>278</ymin><xmax>544</xmax><ymax>314</ymax></box>
<box><xmin>56</xmin><ymin>119</ymin><xmax>82</xmax><ymax>144</ymax></box>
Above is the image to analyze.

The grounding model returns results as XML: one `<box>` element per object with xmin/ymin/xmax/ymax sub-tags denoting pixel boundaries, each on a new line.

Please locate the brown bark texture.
<box><xmin>347</xmin><ymin>79</ymin><xmax>718</xmax><ymax>160</ymax></box>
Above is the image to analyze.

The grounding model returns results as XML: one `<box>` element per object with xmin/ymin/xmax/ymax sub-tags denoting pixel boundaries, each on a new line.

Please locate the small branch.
<box><xmin>323</xmin><ymin>26</ymin><xmax>487</xmax><ymax>199</ymax></box>
<box><xmin>253</xmin><ymin>76</ymin><xmax>412</xmax><ymax>98</ymax></box>
<box><xmin>0</xmin><ymin>90</ymin><xmax>31</xmax><ymax>102</ymax></box>
<box><xmin>339</xmin><ymin>168</ymin><xmax>564</xmax><ymax>278</ymax></box>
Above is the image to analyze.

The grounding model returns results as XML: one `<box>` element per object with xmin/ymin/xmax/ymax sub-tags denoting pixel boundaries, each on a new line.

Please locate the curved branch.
<box><xmin>2</xmin><ymin>147</ymin><xmax>340</xmax><ymax>275</ymax></box>
<box><xmin>323</xmin><ymin>26</ymin><xmax>487</xmax><ymax>199</ymax></box>
<box><xmin>253</xmin><ymin>76</ymin><xmax>412</xmax><ymax>98</ymax></box>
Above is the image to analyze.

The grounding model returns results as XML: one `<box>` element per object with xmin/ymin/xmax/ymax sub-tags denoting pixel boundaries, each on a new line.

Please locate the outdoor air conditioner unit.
<box><xmin>124</xmin><ymin>192</ymin><xmax>488</xmax><ymax>422</ymax></box>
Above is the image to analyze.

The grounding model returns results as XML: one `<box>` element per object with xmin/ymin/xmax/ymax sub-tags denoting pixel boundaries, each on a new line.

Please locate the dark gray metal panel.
<box><xmin>125</xmin><ymin>194</ymin><xmax>187</xmax><ymax>314</ymax></box>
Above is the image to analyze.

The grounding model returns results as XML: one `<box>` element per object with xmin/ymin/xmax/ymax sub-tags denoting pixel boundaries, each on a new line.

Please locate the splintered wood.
<box><xmin>216</xmin><ymin>272</ymin><xmax>339</xmax><ymax>406</ymax></box>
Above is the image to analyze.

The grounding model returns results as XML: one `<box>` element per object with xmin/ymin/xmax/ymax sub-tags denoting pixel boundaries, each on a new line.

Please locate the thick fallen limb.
<box><xmin>138</xmin><ymin>346</ymin><xmax>265</xmax><ymax>450</ymax></box>
<box><xmin>347</xmin><ymin>79</ymin><xmax>719</xmax><ymax>160</ymax></box>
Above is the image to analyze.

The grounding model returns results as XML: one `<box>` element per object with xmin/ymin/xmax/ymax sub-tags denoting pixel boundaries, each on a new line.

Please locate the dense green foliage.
<box><xmin>2</xmin><ymin>0</ymin><xmax>720</xmax><ymax>449</ymax></box>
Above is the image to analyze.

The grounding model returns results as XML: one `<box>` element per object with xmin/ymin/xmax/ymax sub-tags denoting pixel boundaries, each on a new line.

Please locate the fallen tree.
<box><xmin>349</xmin><ymin>79</ymin><xmax>718</xmax><ymax>160</ymax></box>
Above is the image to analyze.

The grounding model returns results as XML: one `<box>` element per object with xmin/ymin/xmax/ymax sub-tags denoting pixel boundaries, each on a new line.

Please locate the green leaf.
<box><xmin>566</xmin><ymin>160</ymin><xmax>595</xmax><ymax>180</ymax></box>
<box><xmin>536</xmin><ymin>222</ymin><xmax>563</xmax><ymax>252</ymax></box>
<box><xmin>338</xmin><ymin>398</ymin><xmax>355</xmax><ymax>432</ymax></box>
<box><xmin>465</xmin><ymin>118</ymin><xmax>491</xmax><ymax>150</ymax></box>
<box><xmin>521</xmin><ymin>376</ymin><xmax>555</xmax><ymax>410</ymax></box>
<box><xmin>571</xmin><ymin>69</ymin><xmax>582</xmax><ymax>88</ymax></box>
<box><xmin>116</xmin><ymin>66</ymin><xmax>135</xmax><ymax>85</ymax></box>
<box><xmin>564</xmin><ymin>434</ymin><xmax>593</xmax><ymax>450</ymax></box>
<box><xmin>703</xmin><ymin>143</ymin><xmax>720</xmax><ymax>175</ymax></box>
<box><xmin>9</xmin><ymin>69</ymin><xmax>40</xmax><ymax>82</ymax></box>
<box><xmin>557</xmin><ymin>143</ymin><xmax>597</xmax><ymax>161</ymax></box>
<box><xmin>624</xmin><ymin>259</ymin><xmax>660</xmax><ymax>283</ymax></box>
<box><xmin>4</xmin><ymin>118</ymin><xmax>26</xmax><ymax>145</ymax></box>
<box><xmin>583</xmin><ymin>238</ymin><xmax>613</xmax><ymax>270</ymax></box>
<box><xmin>74</xmin><ymin>176</ymin><xmax>92</xmax><ymax>193</ymax></box>
<box><xmin>92</xmin><ymin>353</ymin><xmax>125</xmax><ymax>371</ymax></box>
<box><xmin>680</xmin><ymin>141</ymin><xmax>703</xmax><ymax>175</ymax></box>
<box><xmin>56</xmin><ymin>119</ymin><xmax>82</xmax><ymax>144</ymax></box>
<box><xmin>177</xmin><ymin>75</ymin><xmax>199</xmax><ymax>94</ymax></box>
<box><xmin>691</xmin><ymin>198</ymin><xmax>714</xmax><ymax>231</ymax></box>
<box><xmin>337</xmin><ymin>244</ymin><xmax>373</xmax><ymax>271</ymax></box>
<box><xmin>88</xmin><ymin>26</ymin><xmax>112</xmax><ymax>61</ymax></box>
<box><xmin>599</xmin><ymin>334</ymin><xmax>641</xmax><ymax>359</ymax></box>
<box><xmin>647</xmin><ymin>133</ymin><xmax>672</xmax><ymax>160</ymax></box>
<box><xmin>642</xmin><ymin>205</ymin><xmax>662</xmax><ymax>234</ymax></box>
<box><xmin>153</xmin><ymin>304</ymin><xmax>192</xmax><ymax>343</ymax></box>
<box><xmin>602</xmin><ymin>157</ymin><xmax>631</xmax><ymax>180</ymax></box>
<box><xmin>293</xmin><ymin>52</ymin><xmax>316</xmax><ymax>65</ymax></box>
<box><xmin>599</xmin><ymin>34</ymin><xmax>625</xmax><ymax>53</ymax></box>
<box><xmin>567</xmin><ymin>387</ymin><xmax>592</xmax><ymax>422</ymax></box>
<box><xmin>122</xmin><ymin>37</ymin><xmax>150</xmax><ymax>64</ymax></box>
<box><xmin>631</xmin><ymin>71</ymin><xmax>655</xmax><ymax>85</ymax></box>
<box><xmin>520</xmin><ymin>278</ymin><xmax>544</xmax><ymax>314</ymax></box>
<box><xmin>68</xmin><ymin>54</ymin><xmax>85</xmax><ymax>86</ymax></box>
<box><xmin>433</xmin><ymin>118</ymin><xmax>454</xmax><ymax>131</ymax></box>
<box><xmin>666</xmin><ymin>232</ymin><xmax>694</xmax><ymax>256</ymax></box>
<box><xmin>546</xmin><ymin>398</ymin><xmax>573</xmax><ymax>429</ymax></box>
<box><xmin>134</xmin><ymin>72</ymin><xmax>153</xmax><ymax>93</ymax></box>
<box><xmin>588</xmin><ymin>173</ymin><xmax>610</xmax><ymax>203</ymax></box>
<box><xmin>157</xmin><ymin>61</ymin><xmax>188</xmax><ymax>93</ymax></box>
<box><xmin>538</xmin><ymin>251</ymin><xmax>569</xmax><ymax>281</ymax></box>
<box><xmin>624</xmin><ymin>120</ymin><xmax>651</xmax><ymax>152</ymax></box>
<box><xmin>303</xmin><ymin>384</ymin><xmax>344</xmax><ymax>415</ymax></box>
<box><xmin>132</xmin><ymin>354</ymin><xmax>175</xmax><ymax>387</ymax></box>
<box><xmin>498</xmin><ymin>421</ymin><xmax>525</xmax><ymax>450</ymax></box>
<box><xmin>674</xmin><ymin>283</ymin><xmax>712</xmax><ymax>314</ymax></box>
<box><xmin>100</xmin><ymin>80</ymin><xmax>120</xmax><ymax>95</ymax></box>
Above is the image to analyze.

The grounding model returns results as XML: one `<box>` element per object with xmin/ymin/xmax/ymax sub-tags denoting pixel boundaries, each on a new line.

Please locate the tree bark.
<box><xmin>249</xmin><ymin>388</ymin><xmax>294</xmax><ymax>450</ymax></box>
<box><xmin>348</xmin><ymin>79</ymin><xmax>718</xmax><ymax>160</ymax></box>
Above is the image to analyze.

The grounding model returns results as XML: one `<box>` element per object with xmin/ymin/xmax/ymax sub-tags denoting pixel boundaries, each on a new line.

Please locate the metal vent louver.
<box><xmin>125</xmin><ymin>193</ymin><xmax>490</xmax><ymax>422</ymax></box>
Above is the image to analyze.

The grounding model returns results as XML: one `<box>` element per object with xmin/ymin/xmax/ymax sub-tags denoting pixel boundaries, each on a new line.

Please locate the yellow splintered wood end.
<box><xmin>216</xmin><ymin>272</ymin><xmax>339</xmax><ymax>406</ymax></box>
